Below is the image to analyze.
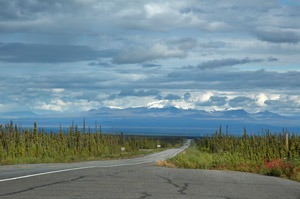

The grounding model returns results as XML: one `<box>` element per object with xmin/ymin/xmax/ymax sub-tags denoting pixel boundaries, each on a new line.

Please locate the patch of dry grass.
<box><xmin>155</xmin><ymin>160</ymin><xmax>177</xmax><ymax>168</ymax></box>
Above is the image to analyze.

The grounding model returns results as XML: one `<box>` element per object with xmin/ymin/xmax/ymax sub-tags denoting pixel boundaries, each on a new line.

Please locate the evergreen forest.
<box><xmin>0</xmin><ymin>121</ymin><xmax>184</xmax><ymax>165</ymax></box>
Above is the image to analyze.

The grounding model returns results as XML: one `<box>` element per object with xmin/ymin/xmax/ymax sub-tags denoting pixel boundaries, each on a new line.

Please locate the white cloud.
<box><xmin>174</xmin><ymin>101</ymin><xmax>195</xmax><ymax>110</ymax></box>
<box><xmin>146</xmin><ymin>100</ymin><xmax>166</xmax><ymax>109</ymax></box>
<box><xmin>35</xmin><ymin>99</ymin><xmax>100</xmax><ymax>112</ymax></box>
<box><xmin>36</xmin><ymin>99</ymin><xmax>71</xmax><ymax>112</ymax></box>
<box><xmin>198</xmin><ymin>92</ymin><xmax>214</xmax><ymax>102</ymax></box>
<box><xmin>255</xmin><ymin>93</ymin><xmax>268</xmax><ymax>107</ymax></box>
<box><xmin>144</xmin><ymin>4</ymin><xmax>166</xmax><ymax>18</ymax></box>
<box><xmin>206</xmin><ymin>21</ymin><xmax>232</xmax><ymax>31</ymax></box>
<box><xmin>107</xmin><ymin>106</ymin><xmax>123</xmax><ymax>109</ymax></box>
<box><xmin>52</xmin><ymin>88</ymin><xmax>64</xmax><ymax>93</ymax></box>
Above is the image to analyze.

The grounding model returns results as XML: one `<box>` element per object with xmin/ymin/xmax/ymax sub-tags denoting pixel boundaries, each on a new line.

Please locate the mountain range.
<box><xmin>0</xmin><ymin>107</ymin><xmax>299</xmax><ymax>136</ymax></box>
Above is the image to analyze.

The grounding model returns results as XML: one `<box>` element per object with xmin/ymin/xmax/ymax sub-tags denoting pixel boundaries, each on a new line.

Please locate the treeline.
<box><xmin>196</xmin><ymin>127</ymin><xmax>300</xmax><ymax>162</ymax></box>
<box><xmin>0</xmin><ymin>121</ymin><xmax>184</xmax><ymax>165</ymax></box>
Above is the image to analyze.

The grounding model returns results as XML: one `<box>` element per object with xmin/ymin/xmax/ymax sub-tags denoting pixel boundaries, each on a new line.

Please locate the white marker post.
<box><xmin>121</xmin><ymin>147</ymin><xmax>125</xmax><ymax>156</ymax></box>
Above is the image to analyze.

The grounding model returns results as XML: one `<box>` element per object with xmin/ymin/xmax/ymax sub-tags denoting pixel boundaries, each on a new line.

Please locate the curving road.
<box><xmin>0</xmin><ymin>140</ymin><xmax>190</xmax><ymax>182</ymax></box>
<box><xmin>0</xmin><ymin>139</ymin><xmax>299</xmax><ymax>199</ymax></box>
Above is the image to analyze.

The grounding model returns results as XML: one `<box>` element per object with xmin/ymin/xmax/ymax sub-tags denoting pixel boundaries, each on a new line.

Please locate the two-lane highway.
<box><xmin>0</xmin><ymin>140</ymin><xmax>191</xmax><ymax>182</ymax></box>
<box><xmin>0</xmin><ymin>139</ymin><xmax>299</xmax><ymax>199</ymax></box>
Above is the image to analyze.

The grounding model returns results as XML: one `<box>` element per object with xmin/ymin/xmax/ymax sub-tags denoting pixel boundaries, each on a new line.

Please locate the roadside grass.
<box><xmin>1</xmin><ymin>148</ymin><xmax>165</xmax><ymax>166</ymax></box>
<box><xmin>158</xmin><ymin>144</ymin><xmax>300</xmax><ymax>182</ymax></box>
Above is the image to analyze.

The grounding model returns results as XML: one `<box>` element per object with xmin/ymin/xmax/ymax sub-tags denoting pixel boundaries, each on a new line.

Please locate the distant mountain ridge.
<box><xmin>0</xmin><ymin>107</ymin><xmax>299</xmax><ymax>136</ymax></box>
<box><xmin>0</xmin><ymin>111</ymin><xmax>38</xmax><ymax>118</ymax></box>
<box><xmin>83</xmin><ymin>107</ymin><xmax>286</xmax><ymax>120</ymax></box>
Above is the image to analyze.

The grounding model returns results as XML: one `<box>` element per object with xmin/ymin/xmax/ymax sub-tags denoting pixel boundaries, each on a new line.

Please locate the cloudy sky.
<box><xmin>0</xmin><ymin>0</ymin><xmax>300</xmax><ymax>116</ymax></box>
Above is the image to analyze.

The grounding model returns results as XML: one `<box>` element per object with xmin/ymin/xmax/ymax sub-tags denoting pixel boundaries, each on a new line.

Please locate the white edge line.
<box><xmin>0</xmin><ymin>166</ymin><xmax>95</xmax><ymax>182</ymax></box>
<box><xmin>0</xmin><ymin>160</ymin><xmax>156</xmax><ymax>183</ymax></box>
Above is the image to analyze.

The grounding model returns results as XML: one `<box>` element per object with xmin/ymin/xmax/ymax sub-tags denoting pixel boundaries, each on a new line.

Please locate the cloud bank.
<box><xmin>0</xmin><ymin>0</ymin><xmax>299</xmax><ymax>117</ymax></box>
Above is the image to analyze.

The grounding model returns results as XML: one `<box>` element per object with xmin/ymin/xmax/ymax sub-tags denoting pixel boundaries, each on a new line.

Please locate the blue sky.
<box><xmin>0</xmin><ymin>0</ymin><xmax>300</xmax><ymax>115</ymax></box>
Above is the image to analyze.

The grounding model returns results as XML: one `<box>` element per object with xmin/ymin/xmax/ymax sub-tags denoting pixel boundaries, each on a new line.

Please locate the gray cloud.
<box><xmin>198</xmin><ymin>96</ymin><xmax>227</xmax><ymax>106</ymax></box>
<box><xmin>0</xmin><ymin>43</ymin><xmax>115</xmax><ymax>63</ymax></box>
<box><xmin>119</xmin><ymin>89</ymin><xmax>159</xmax><ymax>97</ymax></box>
<box><xmin>0</xmin><ymin>0</ymin><xmax>300</xmax><ymax>115</ymax></box>
<box><xmin>184</xmin><ymin>93</ymin><xmax>191</xmax><ymax>100</ymax></box>
<box><xmin>197</xmin><ymin>57</ymin><xmax>264</xmax><ymax>70</ymax></box>
<box><xmin>164</xmin><ymin>94</ymin><xmax>181</xmax><ymax>100</ymax></box>
<box><xmin>228</xmin><ymin>96</ymin><xmax>254</xmax><ymax>108</ymax></box>
<box><xmin>167</xmin><ymin>38</ymin><xmax>198</xmax><ymax>50</ymax></box>
<box><xmin>108</xmin><ymin>89</ymin><xmax>160</xmax><ymax>100</ymax></box>
<box><xmin>267</xmin><ymin>57</ymin><xmax>278</xmax><ymax>62</ymax></box>
<box><xmin>264</xmin><ymin>97</ymin><xmax>300</xmax><ymax>114</ymax></box>
<box><xmin>254</xmin><ymin>28</ymin><xmax>300</xmax><ymax>43</ymax></box>
<box><xmin>142</xmin><ymin>63</ymin><xmax>162</xmax><ymax>68</ymax></box>
<box><xmin>155</xmin><ymin>95</ymin><xmax>163</xmax><ymax>100</ymax></box>
<box><xmin>0</xmin><ymin>1</ymin><xmax>66</xmax><ymax>20</ymax></box>
<box><xmin>0</xmin><ymin>0</ymin><xmax>298</xmax><ymax>38</ymax></box>
<box><xmin>167</xmin><ymin>69</ymin><xmax>300</xmax><ymax>91</ymax></box>
<box><xmin>199</xmin><ymin>41</ymin><xmax>226</xmax><ymax>49</ymax></box>
<box><xmin>265</xmin><ymin>98</ymin><xmax>298</xmax><ymax>109</ymax></box>
<box><xmin>112</xmin><ymin>42</ymin><xmax>185</xmax><ymax>64</ymax></box>
<box><xmin>88</xmin><ymin>62</ymin><xmax>113</xmax><ymax>67</ymax></box>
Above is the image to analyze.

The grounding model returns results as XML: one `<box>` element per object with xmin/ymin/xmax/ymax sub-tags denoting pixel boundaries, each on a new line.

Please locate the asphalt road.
<box><xmin>0</xmin><ymin>139</ymin><xmax>299</xmax><ymax>199</ymax></box>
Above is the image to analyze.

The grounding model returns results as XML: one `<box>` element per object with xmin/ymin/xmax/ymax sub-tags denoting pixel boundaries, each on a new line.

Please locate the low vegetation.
<box><xmin>0</xmin><ymin>121</ymin><xmax>184</xmax><ymax>165</ymax></box>
<box><xmin>164</xmin><ymin>127</ymin><xmax>300</xmax><ymax>182</ymax></box>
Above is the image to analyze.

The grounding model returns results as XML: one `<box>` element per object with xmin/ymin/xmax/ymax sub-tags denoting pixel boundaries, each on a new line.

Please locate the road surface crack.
<box><xmin>0</xmin><ymin>176</ymin><xmax>84</xmax><ymax>197</ymax></box>
<box><xmin>138</xmin><ymin>192</ymin><xmax>152</xmax><ymax>199</ymax></box>
<box><xmin>108</xmin><ymin>171</ymin><xmax>121</xmax><ymax>177</ymax></box>
<box><xmin>178</xmin><ymin>183</ymin><xmax>188</xmax><ymax>195</ymax></box>
<box><xmin>157</xmin><ymin>175</ymin><xmax>188</xmax><ymax>195</ymax></box>
<box><xmin>107</xmin><ymin>169</ymin><xmax>135</xmax><ymax>178</ymax></box>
